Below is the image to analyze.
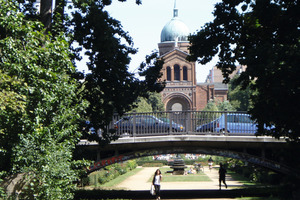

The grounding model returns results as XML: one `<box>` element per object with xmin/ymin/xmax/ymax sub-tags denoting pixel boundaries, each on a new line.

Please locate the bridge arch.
<box><xmin>78</xmin><ymin>136</ymin><xmax>297</xmax><ymax>177</ymax></box>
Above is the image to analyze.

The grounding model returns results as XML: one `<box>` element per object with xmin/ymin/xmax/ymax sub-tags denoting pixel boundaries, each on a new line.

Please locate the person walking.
<box><xmin>218</xmin><ymin>163</ymin><xmax>228</xmax><ymax>190</ymax></box>
<box><xmin>208</xmin><ymin>157</ymin><xmax>213</xmax><ymax>171</ymax></box>
<box><xmin>152</xmin><ymin>169</ymin><xmax>162</xmax><ymax>200</ymax></box>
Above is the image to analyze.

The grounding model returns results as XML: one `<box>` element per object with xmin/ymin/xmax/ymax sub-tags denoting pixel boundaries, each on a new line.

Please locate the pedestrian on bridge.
<box><xmin>152</xmin><ymin>169</ymin><xmax>162</xmax><ymax>200</ymax></box>
<box><xmin>218</xmin><ymin>163</ymin><xmax>228</xmax><ymax>190</ymax></box>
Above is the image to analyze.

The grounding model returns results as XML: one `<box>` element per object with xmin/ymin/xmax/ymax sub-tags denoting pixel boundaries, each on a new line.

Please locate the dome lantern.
<box><xmin>173</xmin><ymin>0</ymin><xmax>178</xmax><ymax>18</ymax></box>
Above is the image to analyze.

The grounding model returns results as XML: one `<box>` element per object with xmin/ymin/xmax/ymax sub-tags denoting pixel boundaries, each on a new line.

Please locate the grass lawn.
<box><xmin>227</xmin><ymin>171</ymin><xmax>262</xmax><ymax>187</ymax></box>
<box><xmin>236</xmin><ymin>198</ymin><xmax>280</xmax><ymax>200</ymax></box>
<box><xmin>89</xmin><ymin>167</ymin><xmax>143</xmax><ymax>188</ymax></box>
<box><xmin>148</xmin><ymin>166</ymin><xmax>212</xmax><ymax>182</ymax></box>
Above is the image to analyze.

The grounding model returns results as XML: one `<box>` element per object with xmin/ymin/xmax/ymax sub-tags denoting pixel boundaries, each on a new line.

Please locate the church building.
<box><xmin>158</xmin><ymin>2</ymin><xmax>230</xmax><ymax>111</ymax></box>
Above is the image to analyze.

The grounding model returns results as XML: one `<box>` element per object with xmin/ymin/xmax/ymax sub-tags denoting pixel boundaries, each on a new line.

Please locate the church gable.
<box><xmin>164</xmin><ymin>55</ymin><xmax>190</xmax><ymax>66</ymax></box>
<box><xmin>162</xmin><ymin>49</ymin><xmax>189</xmax><ymax>63</ymax></box>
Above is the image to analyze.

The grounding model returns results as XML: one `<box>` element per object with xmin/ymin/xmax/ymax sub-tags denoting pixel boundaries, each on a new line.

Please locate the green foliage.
<box><xmin>189</xmin><ymin>0</ymin><xmax>300</xmax><ymax>142</ymax></box>
<box><xmin>136</xmin><ymin>157</ymin><xmax>167</xmax><ymax>166</ymax></box>
<box><xmin>71</xmin><ymin>1</ymin><xmax>165</xmax><ymax>144</ymax></box>
<box><xmin>87</xmin><ymin>161</ymin><xmax>137</xmax><ymax>186</ymax></box>
<box><xmin>228</xmin><ymin>76</ymin><xmax>254</xmax><ymax>111</ymax></box>
<box><xmin>147</xmin><ymin>92</ymin><xmax>165</xmax><ymax>112</ymax></box>
<box><xmin>227</xmin><ymin>159</ymin><xmax>283</xmax><ymax>185</ymax></box>
<box><xmin>129</xmin><ymin>92</ymin><xmax>164</xmax><ymax>113</ymax></box>
<box><xmin>140</xmin><ymin>162</ymin><xmax>165</xmax><ymax>167</ymax></box>
<box><xmin>129</xmin><ymin>97</ymin><xmax>153</xmax><ymax>113</ymax></box>
<box><xmin>126</xmin><ymin>160</ymin><xmax>137</xmax><ymax>170</ymax></box>
<box><xmin>203</xmin><ymin>99</ymin><xmax>235</xmax><ymax>112</ymax></box>
<box><xmin>217</xmin><ymin>100</ymin><xmax>235</xmax><ymax>111</ymax></box>
<box><xmin>0</xmin><ymin>1</ymin><xmax>89</xmax><ymax>199</ymax></box>
<box><xmin>1</xmin><ymin>0</ymin><xmax>165</xmax><ymax>199</ymax></box>
<box><xmin>161</xmin><ymin>174</ymin><xmax>211</xmax><ymax>182</ymax></box>
<box><xmin>203</xmin><ymin>100</ymin><xmax>219</xmax><ymax>111</ymax></box>
<box><xmin>200</xmin><ymin>100</ymin><xmax>224</xmax><ymax>125</ymax></box>
<box><xmin>136</xmin><ymin>156</ymin><xmax>153</xmax><ymax>162</ymax></box>
<box><xmin>0</xmin><ymin>70</ymin><xmax>26</xmax><ymax>113</ymax></box>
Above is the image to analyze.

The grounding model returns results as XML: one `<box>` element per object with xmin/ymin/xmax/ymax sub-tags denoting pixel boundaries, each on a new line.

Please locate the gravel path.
<box><xmin>115</xmin><ymin>165</ymin><xmax>244</xmax><ymax>191</ymax></box>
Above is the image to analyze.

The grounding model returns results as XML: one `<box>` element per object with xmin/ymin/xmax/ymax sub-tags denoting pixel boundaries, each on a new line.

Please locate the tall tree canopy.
<box><xmin>0</xmin><ymin>1</ymin><xmax>87</xmax><ymax>198</ymax></box>
<box><xmin>188</xmin><ymin>0</ymin><xmax>300</xmax><ymax>142</ymax></box>
<box><xmin>1</xmin><ymin>0</ymin><xmax>164</xmax><ymax>198</ymax></box>
<box><xmin>70</xmin><ymin>0</ymin><xmax>165</xmax><ymax>143</ymax></box>
<box><xmin>228</xmin><ymin>75</ymin><xmax>254</xmax><ymax>111</ymax></box>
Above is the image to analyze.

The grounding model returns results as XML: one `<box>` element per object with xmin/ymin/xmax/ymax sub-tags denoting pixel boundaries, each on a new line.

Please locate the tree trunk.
<box><xmin>40</xmin><ymin>0</ymin><xmax>52</xmax><ymax>32</ymax></box>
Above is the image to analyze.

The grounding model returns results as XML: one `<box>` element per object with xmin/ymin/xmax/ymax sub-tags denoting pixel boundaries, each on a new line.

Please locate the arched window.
<box><xmin>171</xmin><ymin>103</ymin><xmax>182</xmax><ymax>111</ymax></box>
<box><xmin>174</xmin><ymin>64</ymin><xmax>180</xmax><ymax>81</ymax></box>
<box><xmin>166</xmin><ymin>66</ymin><xmax>171</xmax><ymax>81</ymax></box>
<box><xmin>183</xmin><ymin>66</ymin><xmax>188</xmax><ymax>80</ymax></box>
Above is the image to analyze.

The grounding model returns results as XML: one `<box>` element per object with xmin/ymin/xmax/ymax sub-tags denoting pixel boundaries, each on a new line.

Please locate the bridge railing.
<box><xmin>106</xmin><ymin>111</ymin><xmax>258</xmax><ymax>137</ymax></box>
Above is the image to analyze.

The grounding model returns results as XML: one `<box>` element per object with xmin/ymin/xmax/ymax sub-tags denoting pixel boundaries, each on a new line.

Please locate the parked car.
<box><xmin>195</xmin><ymin>113</ymin><xmax>258</xmax><ymax>133</ymax></box>
<box><xmin>159</xmin><ymin>117</ymin><xmax>185</xmax><ymax>131</ymax></box>
<box><xmin>114</xmin><ymin>115</ymin><xmax>185</xmax><ymax>135</ymax></box>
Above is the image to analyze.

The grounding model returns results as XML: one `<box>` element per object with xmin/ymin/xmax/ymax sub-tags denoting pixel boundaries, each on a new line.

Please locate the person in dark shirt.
<box><xmin>208</xmin><ymin>157</ymin><xmax>213</xmax><ymax>171</ymax></box>
<box><xmin>218</xmin><ymin>163</ymin><xmax>227</xmax><ymax>190</ymax></box>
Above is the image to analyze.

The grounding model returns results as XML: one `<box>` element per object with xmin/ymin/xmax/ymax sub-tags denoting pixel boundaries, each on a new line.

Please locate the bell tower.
<box><xmin>159</xmin><ymin>1</ymin><xmax>197</xmax><ymax>111</ymax></box>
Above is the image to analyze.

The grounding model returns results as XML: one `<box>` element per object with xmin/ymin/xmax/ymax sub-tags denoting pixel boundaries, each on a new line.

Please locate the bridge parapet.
<box><xmin>101</xmin><ymin>111</ymin><xmax>271</xmax><ymax>137</ymax></box>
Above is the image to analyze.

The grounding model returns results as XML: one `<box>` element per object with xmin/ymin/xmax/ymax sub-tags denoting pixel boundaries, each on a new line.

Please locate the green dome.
<box><xmin>160</xmin><ymin>2</ymin><xmax>190</xmax><ymax>42</ymax></box>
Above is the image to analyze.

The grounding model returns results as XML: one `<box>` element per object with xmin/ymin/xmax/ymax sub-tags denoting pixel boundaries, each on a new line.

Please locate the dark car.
<box><xmin>196</xmin><ymin>113</ymin><xmax>258</xmax><ymax>134</ymax></box>
<box><xmin>114</xmin><ymin>115</ymin><xmax>185</xmax><ymax>135</ymax></box>
<box><xmin>159</xmin><ymin>117</ymin><xmax>185</xmax><ymax>131</ymax></box>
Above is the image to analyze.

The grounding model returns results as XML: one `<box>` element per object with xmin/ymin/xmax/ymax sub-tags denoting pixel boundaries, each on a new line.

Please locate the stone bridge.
<box><xmin>76</xmin><ymin>134</ymin><xmax>298</xmax><ymax>177</ymax></box>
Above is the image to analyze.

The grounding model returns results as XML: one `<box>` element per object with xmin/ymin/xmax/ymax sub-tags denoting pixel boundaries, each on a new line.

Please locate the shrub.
<box><xmin>142</xmin><ymin>163</ymin><xmax>164</xmax><ymax>167</ymax></box>
<box><xmin>81</xmin><ymin>177</ymin><xmax>90</xmax><ymax>186</ymax></box>
<box><xmin>85</xmin><ymin>161</ymin><xmax>138</xmax><ymax>186</ymax></box>
<box><xmin>126</xmin><ymin>160</ymin><xmax>137</xmax><ymax>170</ymax></box>
<box><xmin>137</xmin><ymin>160</ymin><xmax>168</xmax><ymax>166</ymax></box>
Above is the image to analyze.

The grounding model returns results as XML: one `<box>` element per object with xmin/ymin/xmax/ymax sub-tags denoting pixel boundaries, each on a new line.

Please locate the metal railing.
<box><xmin>103</xmin><ymin>111</ymin><xmax>259</xmax><ymax>137</ymax></box>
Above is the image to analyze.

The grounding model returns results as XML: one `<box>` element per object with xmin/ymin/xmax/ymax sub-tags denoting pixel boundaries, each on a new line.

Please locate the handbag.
<box><xmin>150</xmin><ymin>184</ymin><xmax>156</xmax><ymax>195</ymax></box>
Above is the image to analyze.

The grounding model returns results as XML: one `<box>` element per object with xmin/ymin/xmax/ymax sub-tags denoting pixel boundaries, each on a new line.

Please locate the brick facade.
<box><xmin>158</xmin><ymin>41</ymin><xmax>229</xmax><ymax>111</ymax></box>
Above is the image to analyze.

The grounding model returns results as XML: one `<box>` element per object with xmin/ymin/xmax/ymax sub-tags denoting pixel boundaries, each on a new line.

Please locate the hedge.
<box><xmin>83</xmin><ymin>160</ymin><xmax>137</xmax><ymax>186</ymax></box>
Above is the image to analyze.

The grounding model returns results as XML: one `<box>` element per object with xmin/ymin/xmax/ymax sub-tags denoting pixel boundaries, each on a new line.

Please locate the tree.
<box><xmin>15</xmin><ymin>0</ymin><xmax>165</xmax><ymax>145</ymax></box>
<box><xmin>1</xmin><ymin>0</ymin><xmax>164</xmax><ymax>198</ymax></box>
<box><xmin>127</xmin><ymin>92</ymin><xmax>165</xmax><ymax>113</ymax></box>
<box><xmin>203</xmin><ymin>99</ymin><xmax>235</xmax><ymax>112</ymax></box>
<box><xmin>129</xmin><ymin>97</ymin><xmax>153</xmax><ymax>113</ymax></box>
<box><xmin>217</xmin><ymin>100</ymin><xmax>236</xmax><ymax>111</ymax></box>
<box><xmin>71</xmin><ymin>1</ymin><xmax>164</xmax><ymax>144</ymax></box>
<box><xmin>147</xmin><ymin>92</ymin><xmax>165</xmax><ymax>112</ymax></box>
<box><xmin>188</xmin><ymin>0</ymin><xmax>300</xmax><ymax>142</ymax></box>
<box><xmin>228</xmin><ymin>76</ymin><xmax>253</xmax><ymax>111</ymax></box>
<box><xmin>0</xmin><ymin>1</ymin><xmax>88</xmax><ymax>198</ymax></box>
<box><xmin>203</xmin><ymin>100</ymin><xmax>219</xmax><ymax>112</ymax></box>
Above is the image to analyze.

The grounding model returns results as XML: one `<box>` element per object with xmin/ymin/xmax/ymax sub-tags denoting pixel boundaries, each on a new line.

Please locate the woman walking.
<box><xmin>152</xmin><ymin>169</ymin><xmax>162</xmax><ymax>200</ymax></box>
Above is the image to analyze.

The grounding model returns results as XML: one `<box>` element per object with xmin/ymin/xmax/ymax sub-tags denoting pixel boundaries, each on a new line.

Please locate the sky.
<box><xmin>76</xmin><ymin>0</ymin><xmax>221</xmax><ymax>83</ymax></box>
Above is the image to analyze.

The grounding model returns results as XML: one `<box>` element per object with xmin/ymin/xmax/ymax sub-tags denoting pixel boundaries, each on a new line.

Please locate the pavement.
<box><xmin>108</xmin><ymin>165</ymin><xmax>246</xmax><ymax>199</ymax></box>
<box><xmin>115</xmin><ymin>165</ymin><xmax>244</xmax><ymax>191</ymax></box>
<box><xmin>76</xmin><ymin>166</ymin><xmax>276</xmax><ymax>199</ymax></box>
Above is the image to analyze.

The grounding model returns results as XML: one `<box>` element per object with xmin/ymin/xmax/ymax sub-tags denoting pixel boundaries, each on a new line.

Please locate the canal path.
<box><xmin>115</xmin><ymin>165</ymin><xmax>244</xmax><ymax>191</ymax></box>
<box><xmin>109</xmin><ymin>165</ymin><xmax>246</xmax><ymax>199</ymax></box>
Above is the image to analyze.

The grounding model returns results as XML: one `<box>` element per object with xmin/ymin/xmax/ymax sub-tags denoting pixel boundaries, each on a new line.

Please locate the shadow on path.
<box><xmin>75</xmin><ymin>188</ymin><xmax>276</xmax><ymax>199</ymax></box>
